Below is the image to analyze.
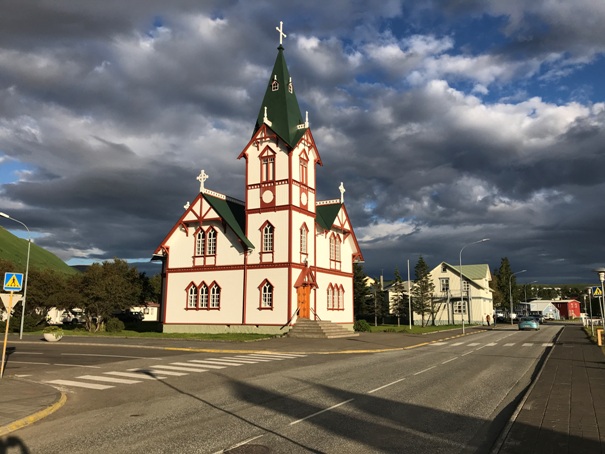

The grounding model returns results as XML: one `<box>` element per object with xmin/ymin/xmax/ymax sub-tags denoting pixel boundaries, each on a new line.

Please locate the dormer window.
<box><xmin>271</xmin><ymin>75</ymin><xmax>279</xmax><ymax>91</ymax></box>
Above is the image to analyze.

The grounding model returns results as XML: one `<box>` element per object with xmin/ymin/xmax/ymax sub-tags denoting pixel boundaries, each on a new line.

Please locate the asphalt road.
<box><xmin>4</xmin><ymin>326</ymin><xmax>558</xmax><ymax>453</ymax></box>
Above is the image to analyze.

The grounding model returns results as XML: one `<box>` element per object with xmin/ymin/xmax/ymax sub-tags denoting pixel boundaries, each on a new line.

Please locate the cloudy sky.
<box><xmin>1</xmin><ymin>1</ymin><xmax>605</xmax><ymax>285</ymax></box>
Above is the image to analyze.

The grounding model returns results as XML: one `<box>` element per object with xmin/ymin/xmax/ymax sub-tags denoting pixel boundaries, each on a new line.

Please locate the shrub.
<box><xmin>105</xmin><ymin>317</ymin><xmax>125</xmax><ymax>333</ymax></box>
<box><xmin>354</xmin><ymin>320</ymin><xmax>372</xmax><ymax>332</ymax></box>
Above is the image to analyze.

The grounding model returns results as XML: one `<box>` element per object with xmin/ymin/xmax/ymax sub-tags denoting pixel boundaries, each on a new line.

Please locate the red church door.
<box><xmin>297</xmin><ymin>285</ymin><xmax>311</xmax><ymax>319</ymax></box>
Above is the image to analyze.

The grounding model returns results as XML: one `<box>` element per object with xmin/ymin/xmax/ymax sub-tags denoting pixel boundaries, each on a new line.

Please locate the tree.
<box><xmin>412</xmin><ymin>256</ymin><xmax>435</xmax><ymax>327</ymax></box>
<box><xmin>353</xmin><ymin>263</ymin><xmax>372</xmax><ymax>320</ymax></box>
<box><xmin>79</xmin><ymin>259</ymin><xmax>142</xmax><ymax>332</ymax></box>
<box><xmin>391</xmin><ymin>266</ymin><xmax>409</xmax><ymax>326</ymax></box>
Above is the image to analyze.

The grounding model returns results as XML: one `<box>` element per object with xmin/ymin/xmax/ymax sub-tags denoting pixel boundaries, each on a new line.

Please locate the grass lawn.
<box><xmin>368</xmin><ymin>324</ymin><xmax>474</xmax><ymax>334</ymax></box>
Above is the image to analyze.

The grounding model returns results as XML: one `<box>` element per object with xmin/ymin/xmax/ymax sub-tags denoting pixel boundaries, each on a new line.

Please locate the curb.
<box><xmin>0</xmin><ymin>390</ymin><xmax>67</xmax><ymax>437</ymax></box>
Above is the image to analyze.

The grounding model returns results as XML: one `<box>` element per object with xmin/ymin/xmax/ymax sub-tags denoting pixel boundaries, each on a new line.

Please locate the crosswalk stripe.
<box><xmin>504</xmin><ymin>343</ymin><xmax>515</xmax><ymax>347</ymax></box>
<box><xmin>45</xmin><ymin>379</ymin><xmax>113</xmax><ymax>390</ymax></box>
<box><xmin>150</xmin><ymin>364</ymin><xmax>208</xmax><ymax>372</ymax></box>
<box><xmin>170</xmin><ymin>362</ymin><xmax>219</xmax><ymax>369</ymax></box>
<box><xmin>217</xmin><ymin>357</ymin><xmax>259</xmax><ymax>364</ymax></box>
<box><xmin>430</xmin><ymin>342</ymin><xmax>448</xmax><ymax>346</ymax></box>
<box><xmin>468</xmin><ymin>343</ymin><xmax>480</xmax><ymax>346</ymax></box>
<box><xmin>522</xmin><ymin>343</ymin><xmax>533</xmax><ymax>347</ymax></box>
<box><xmin>233</xmin><ymin>355</ymin><xmax>272</xmax><ymax>362</ymax></box>
<box><xmin>451</xmin><ymin>342</ymin><xmax>464</xmax><ymax>346</ymax></box>
<box><xmin>486</xmin><ymin>343</ymin><xmax>497</xmax><ymax>346</ymax></box>
<box><xmin>128</xmin><ymin>368</ymin><xmax>188</xmax><ymax>377</ymax></box>
<box><xmin>542</xmin><ymin>342</ymin><xmax>554</xmax><ymax>347</ymax></box>
<box><xmin>183</xmin><ymin>361</ymin><xmax>227</xmax><ymax>369</ymax></box>
<box><xmin>245</xmin><ymin>354</ymin><xmax>287</xmax><ymax>360</ymax></box>
<box><xmin>77</xmin><ymin>375</ymin><xmax>140</xmax><ymax>384</ymax></box>
<box><xmin>104</xmin><ymin>371</ymin><xmax>162</xmax><ymax>380</ymax></box>
<box><xmin>192</xmin><ymin>359</ymin><xmax>243</xmax><ymax>367</ymax></box>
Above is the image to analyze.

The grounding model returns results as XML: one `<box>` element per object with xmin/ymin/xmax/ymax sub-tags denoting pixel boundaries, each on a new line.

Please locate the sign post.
<box><xmin>1</xmin><ymin>272</ymin><xmax>23</xmax><ymax>378</ymax></box>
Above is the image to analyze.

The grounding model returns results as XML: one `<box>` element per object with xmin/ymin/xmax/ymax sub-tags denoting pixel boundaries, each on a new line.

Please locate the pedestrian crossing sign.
<box><xmin>593</xmin><ymin>286</ymin><xmax>603</xmax><ymax>296</ymax></box>
<box><xmin>3</xmin><ymin>272</ymin><xmax>23</xmax><ymax>291</ymax></box>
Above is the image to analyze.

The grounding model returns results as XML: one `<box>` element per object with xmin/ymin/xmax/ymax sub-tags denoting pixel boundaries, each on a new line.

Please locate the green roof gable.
<box><xmin>203</xmin><ymin>193</ymin><xmax>254</xmax><ymax>250</ymax></box>
<box><xmin>254</xmin><ymin>45</ymin><xmax>306</xmax><ymax>148</ymax></box>
<box><xmin>316</xmin><ymin>203</ymin><xmax>342</xmax><ymax>230</ymax></box>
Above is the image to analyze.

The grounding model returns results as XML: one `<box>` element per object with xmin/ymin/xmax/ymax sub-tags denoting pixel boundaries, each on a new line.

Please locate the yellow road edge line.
<box><xmin>0</xmin><ymin>391</ymin><xmax>67</xmax><ymax>437</ymax></box>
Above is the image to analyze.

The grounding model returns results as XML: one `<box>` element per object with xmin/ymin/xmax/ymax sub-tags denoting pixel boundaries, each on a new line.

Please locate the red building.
<box><xmin>552</xmin><ymin>299</ymin><xmax>582</xmax><ymax>320</ymax></box>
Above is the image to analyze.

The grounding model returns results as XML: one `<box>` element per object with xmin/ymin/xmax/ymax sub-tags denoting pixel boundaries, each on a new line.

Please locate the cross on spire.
<box><xmin>197</xmin><ymin>169</ymin><xmax>209</xmax><ymax>192</ymax></box>
<box><xmin>339</xmin><ymin>182</ymin><xmax>346</xmax><ymax>203</ymax></box>
<box><xmin>276</xmin><ymin>21</ymin><xmax>287</xmax><ymax>46</ymax></box>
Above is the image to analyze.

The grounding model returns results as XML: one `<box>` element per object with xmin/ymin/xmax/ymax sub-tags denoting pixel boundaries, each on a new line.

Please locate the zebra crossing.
<box><xmin>428</xmin><ymin>340</ymin><xmax>554</xmax><ymax>348</ymax></box>
<box><xmin>44</xmin><ymin>352</ymin><xmax>306</xmax><ymax>391</ymax></box>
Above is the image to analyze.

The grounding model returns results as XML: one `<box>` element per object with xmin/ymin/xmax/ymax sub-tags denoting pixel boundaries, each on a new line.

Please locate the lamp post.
<box><xmin>459</xmin><ymin>238</ymin><xmax>489</xmax><ymax>334</ymax></box>
<box><xmin>0</xmin><ymin>212</ymin><xmax>31</xmax><ymax>340</ymax></box>
<box><xmin>523</xmin><ymin>281</ymin><xmax>538</xmax><ymax>314</ymax></box>
<box><xmin>593</xmin><ymin>268</ymin><xmax>605</xmax><ymax>327</ymax></box>
<box><xmin>509</xmin><ymin>270</ymin><xmax>527</xmax><ymax>325</ymax></box>
<box><xmin>587</xmin><ymin>287</ymin><xmax>594</xmax><ymax>336</ymax></box>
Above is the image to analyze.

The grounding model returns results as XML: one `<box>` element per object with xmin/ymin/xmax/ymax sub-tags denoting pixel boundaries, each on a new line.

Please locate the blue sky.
<box><xmin>1</xmin><ymin>1</ymin><xmax>605</xmax><ymax>284</ymax></box>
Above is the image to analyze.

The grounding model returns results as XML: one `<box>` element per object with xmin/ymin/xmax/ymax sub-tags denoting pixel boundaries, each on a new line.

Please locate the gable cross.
<box><xmin>339</xmin><ymin>182</ymin><xmax>346</xmax><ymax>203</ymax></box>
<box><xmin>197</xmin><ymin>169</ymin><xmax>209</xmax><ymax>192</ymax></box>
<box><xmin>276</xmin><ymin>21</ymin><xmax>287</xmax><ymax>45</ymax></box>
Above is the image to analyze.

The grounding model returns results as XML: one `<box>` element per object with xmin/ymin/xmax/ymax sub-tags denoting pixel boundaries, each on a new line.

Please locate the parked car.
<box><xmin>61</xmin><ymin>310</ymin><xmax>86</xmax><ymax>325</ymax></box>
<box><xmin>518</xmin><ymin>316</ymin><xmax>540</xmax><ymax>331</ymax></box>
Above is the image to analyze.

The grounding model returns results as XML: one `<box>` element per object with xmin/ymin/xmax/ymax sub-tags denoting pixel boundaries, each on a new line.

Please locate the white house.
<box><xmin>518</xmin><ymin>300</ymin><xmax>560</xmax><ymax>320</ymax></box>
<box><xmin>424</xmin><ymin>262</ymin><xmax>494</xmax><ymax>326</ymax></box>
<box><xmin>152</xmin><ymin>25</ymin><xmax>363</xmax><ymax>334</ymax></box>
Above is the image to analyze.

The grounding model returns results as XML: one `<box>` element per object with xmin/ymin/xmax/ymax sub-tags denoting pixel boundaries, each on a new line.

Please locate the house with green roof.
<box><xmin>426</xmin><ymin>262</ymin><xmax>493</xmax><ymax>326</ymax></box>
<box><xmin>153</xmin><ymin>24</ymin><xmax>363</xmax><ymax>334</ymax></box>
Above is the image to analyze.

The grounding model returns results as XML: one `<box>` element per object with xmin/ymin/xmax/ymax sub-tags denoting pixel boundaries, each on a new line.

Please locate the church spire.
<box><xmin>254</xmin><ymin>22</ymin><xmax>306</xmax><ymax>148</ymax></box>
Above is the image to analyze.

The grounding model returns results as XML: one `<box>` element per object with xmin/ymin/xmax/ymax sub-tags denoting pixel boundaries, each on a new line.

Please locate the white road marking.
<box><xmin>45</xmin><ymin>379</ymin><xmax>113</xmax><ymax>390</ymax></box>
<box><xmin>503</xmin><ymin>343</ymin><xmax>515</xmax><ymax>347</ymax></box>
<box><xmin>150</xmin><ymin>364</ymin><xmax>208</xmax><ymax>372</ymax></box>
<box><xmin>217</xmin><ymin>357</ymin><xmax>259</xmax><ymax>364</ymax></box>
<box><xmin>182</xmin><ymin>361</ymin><xmax>227</xmax><ymax>369</ymax></box>
<box><xmin>451</xmin><ymin>342</ymin><xmax>465</xmax><ymax>346</ymax></box>
<box><xmin>128</xmin><ymin>368</ymin><xmax>187</xmax><ymax>377</ymax></box>
<box><xmin>62</xmin><ymin>353</ymin><xmax>164</xmax><ymax>360</ymax></box>
<box><xmin>191</xmin><ymin>359</ymin><xmax>243</xmax><ymax>367</ymax></box>
<box><xmin>430</xmin><ymin>342</ymin><xmax>448</xmax><ymax>346</ymax></box>
<box><xmin>522</xmin><ymin>343</ymin><xmax>533</xmax><ymax>347</ymax></box>
<box><xmin>77</xmin><ymin>375</ymin><xmax>140</xmax><ymax>384</ymax></box>
<box><xmin>105</xmin><ymin>371</ymin><xmax>162</xmax><ymax>380</ymax></box>
<box><xmin>55</xmin><ymin>364</ymin><xmax>101</xmax><ymax>368</ymax></box>
<box><xmin>414</xmin><ymin>366</ymin><xmax>436</xmax><ymax>376</ymax></box>
<box><xmin>233</xmin><ymin>355</ymin><xmax>272</xmax><ymax>362</ymax></box>
<box><xmin>368</xmin><ymin>378</ymin><xmax>406</xmax><ymax>394</ymax></box>
<box><xmin>486</xmin><ymin>343</ymin><xmax>497</xmax><ymax>346</ymax></box>
<box><xmin>441</xmin><ymin>357</ymin><xmax>458</xmax><ymax>364</ymax></box>
<box><xmin>467</xmin><ymin>343</ymin><xmax>480</xmax><ymax>346</ymax></box>
<box><xmin>542</xmin><ymin>343</ymin><xmax>554</xmax><ymax>347</ymax></box>
<box><xmin>290</xmin><ymin>399</ymin><xmax>354</xmax><ymax>426</ymax></box>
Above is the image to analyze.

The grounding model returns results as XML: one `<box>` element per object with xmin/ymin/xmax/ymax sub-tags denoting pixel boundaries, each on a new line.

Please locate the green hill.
<box><xmin>0</xmin><ymin>226</ymin><xmax>78</xmax><ymax>275</ymax></box>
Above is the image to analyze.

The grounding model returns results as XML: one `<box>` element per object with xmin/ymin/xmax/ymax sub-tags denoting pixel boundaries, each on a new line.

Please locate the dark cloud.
<box><xmin>1</xmin><ymin>1</ymin><xmax>605</xmax><ymax>285</ymax></box>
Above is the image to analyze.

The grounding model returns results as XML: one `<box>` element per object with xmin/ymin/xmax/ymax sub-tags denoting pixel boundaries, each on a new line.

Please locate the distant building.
<box><xmin>552</xmin><ymin>299</ymin><xmax>582</xmax><ymax>320</ymax></box>
<box><xmin>517</xmin><ymin>300</ymin><xmax>560</xmax><ymax>320</ymax></box>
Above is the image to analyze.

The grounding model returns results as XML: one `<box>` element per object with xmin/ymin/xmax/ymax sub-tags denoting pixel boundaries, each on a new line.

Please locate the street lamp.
<box><xmin>0</xmin><ymin>212</ymin><xmax>31</xmax><ymax>340</ymax></box>
<box><xmin>523</xmin><ymin>281</ymin><xmax>538</xmax><ymax>314</ymax></box>
<box><xmin>509</xmin><ymin>270</ymin><xmax>527</xmax><ymax>325</ymax></box>
<box><xmin>459</xmin><ymin>238</ymin><xmax>489</xmax><ymax>334</ymax></box>
<box><xmin>593</xmin><ymin>268</ymin><xmax>605</xmax><ymax>327</ymax></box>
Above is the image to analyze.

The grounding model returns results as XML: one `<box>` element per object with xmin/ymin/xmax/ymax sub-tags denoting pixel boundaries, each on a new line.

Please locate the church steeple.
<box><xmin>254</xmin><ymin>23</ymin><xmax>307</xmax><ymax>148</ymax></box>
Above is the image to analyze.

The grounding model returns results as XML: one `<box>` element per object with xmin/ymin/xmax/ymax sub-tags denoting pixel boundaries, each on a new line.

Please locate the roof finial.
<box><xmin>276</xmin><ymin>21</ymin><xmax>287</xmax><ymax>46</ymax></box>
<box><xmin>339</xmin><ymin>182</ymin><xmax>346</xmax><ymax>203</ymax></box>
<box><xmin>197</xmin><ymin>169</ymin><xmax>209</xmax><ymax>192</ymax></box>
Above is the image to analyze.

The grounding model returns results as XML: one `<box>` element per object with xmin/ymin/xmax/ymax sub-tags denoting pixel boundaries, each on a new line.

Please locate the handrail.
<box><xmin>280</xmin><ymin>306</ymin><xmax>300</xmax><ymax>330</ymax></box>
<box><xmin>310</xmin><ymin>307</ymin><xmax>321</xmax><ymax>321</ymax></box>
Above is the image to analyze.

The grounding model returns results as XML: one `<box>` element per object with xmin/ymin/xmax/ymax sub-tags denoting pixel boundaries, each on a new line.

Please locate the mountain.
<box><xmin>0</xmin><ymin>227</ymin><xmax>78</xmax><ymax>275</ymax></box>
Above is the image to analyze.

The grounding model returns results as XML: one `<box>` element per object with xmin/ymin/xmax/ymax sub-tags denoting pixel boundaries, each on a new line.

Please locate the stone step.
<box><xmin>287</xmin><ymin>319</ymin><xmax>359</xmax><ymax>339</ymax></box>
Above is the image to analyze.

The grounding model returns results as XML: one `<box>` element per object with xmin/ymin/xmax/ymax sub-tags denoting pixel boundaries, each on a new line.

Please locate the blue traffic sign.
<box><xmin>3</xmin><ymin>272</ymin><xmax>23</xmax><ymax>291</ymax></box>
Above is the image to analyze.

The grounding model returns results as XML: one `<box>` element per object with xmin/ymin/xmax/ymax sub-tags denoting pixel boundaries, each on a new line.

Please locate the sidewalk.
<box><xmin>495</xmin><ymin>325</ymin><xmax>605</xmax><ymax>453</ymax></box>
<box><xmin>1</xmin><ymin>324</ymin><xmax>604</xmax><ymax>452</ymax></box>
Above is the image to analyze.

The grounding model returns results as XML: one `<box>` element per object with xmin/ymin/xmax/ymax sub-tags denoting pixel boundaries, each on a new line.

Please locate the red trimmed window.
<box><xmin>260</xmin><ymin>149</ymin><xmax>276</xmax><ymax>182</ymax></box>
<box><xmin>300</xmin><ymin>224</ymin><xmax>308</xmax><ymax>255</ymax></box>
<box><xmin>262</xmin><ymin>223</ymin><xmax>274</xmax><ymax>252</ymax></box>
<box><xmin>259</xmin><ymin>280</ymin><xmax>274</xmax><ymax>309</ymax></box>
<box><xmin>209</xmin><ymin>283</ymin><xmax>220</xmax><ymax>309</ymax></box>
<box><xmin>195</xmin><ymin>230</ymin><xmax>205</xmax><ymax>256</ymax></box>
<box><xmin>300</xmin><ymin>152</ymin><xmax>308</xmax><ymax>186</ymax></box>
<box><xmin>199</xmin><ymin>283</ymin><xmax>209</xmax><ymax>308</ymax></box>
<box><xmin>327</xmin><ymin>284</ymin><xmax>334</xmax><ymax>310</ymax></box>
<box><xmin>187</xmin><ymin>283</ymin><xmax>198</xmax><ymax>309</ymax></box>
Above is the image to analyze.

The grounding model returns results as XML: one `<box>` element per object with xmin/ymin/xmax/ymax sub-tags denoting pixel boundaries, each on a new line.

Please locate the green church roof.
<box><xmin>316</xmin><ymin>203</ymin><xmax>342</xmax><ymax>230</ymax></box>
<box><xmin>254</xmin><ymin>45</ymin><xmax>306</xmax><ymax>148</ymax></box>
<box><xmin>202</xmin><ymin>193</ymin><xmax>254</xmax><ymax>250</ymax></box>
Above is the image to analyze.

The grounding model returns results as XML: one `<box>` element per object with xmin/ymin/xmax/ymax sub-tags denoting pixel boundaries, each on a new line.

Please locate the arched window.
<box><xmin>196</xmin><ymin>230</ymin><xmax>205</xmax><ymax>256</ymax></box>
<box><xmin>187</xmin><ymin>285</ymin><xmax>198</xmax><ymax>309</ymax></box>
<box><xmin>300</xmin><ymin>154</ymin><xmax>308</xmax><ymax>186</ymax></box>
<box><xmin>338</xmin><ymin>285</ymin><xmax>345</xmax><ymax>309</ymax></box>
<box><xmin>263</xmin><ymin>223</ymin><xmax>274</xmax><ymax>252</ymax></box>
<box><xmin>327</xmin><ymin>285</ymin><xmax>334</xmax><ymax>309</ymax></box>
<box><xmin>300</xmin><ymin>225</ymin><xmax>308</xmax><ymax>255</ymax></box>
<box><xmin>207</xmin><ymin>228</ymin><xmax>217</xmax><ymax>255</ymax></box>
<box><xmin>199</xmin><ymin>283</ymin><xmax>208</xmax><ymax>308</ymax></box>
<box><xmin>261</xmin><ymin>156</ymin><xmax>275</xmax><ymax>182</ymax></box>
<box><xmin>210</xmin><ymin>284</ymin><xmax>220</xmax><ymax>309</ymax></box>
<box><xmin>271</xmin><ymin>76</ymin><xmax>279</xmax><ymax>91</ymax></box>
<box><xmin>261</xmin><ymin>281</ymin><xmax>273</xmax><ymax>308</ymax></box>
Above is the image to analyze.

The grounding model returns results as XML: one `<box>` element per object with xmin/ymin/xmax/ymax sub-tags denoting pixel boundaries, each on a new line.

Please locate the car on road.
<box><xmin>518</xmin><ymin>316</ymin><xmax>540</xmax><ymax>331</ymax></box>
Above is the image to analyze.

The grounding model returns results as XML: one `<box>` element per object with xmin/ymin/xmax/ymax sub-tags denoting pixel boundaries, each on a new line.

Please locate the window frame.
<box><xmin>259</xmin><ymin>280</ymin><xmax>274</xmax><ymax>310</ymax></box>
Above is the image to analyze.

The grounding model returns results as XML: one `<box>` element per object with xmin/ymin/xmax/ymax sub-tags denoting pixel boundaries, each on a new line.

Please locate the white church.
<box><xmin>153</xmin><ymin>24</ymin><xmax>363</xmax><ymax>334</ymax></box>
